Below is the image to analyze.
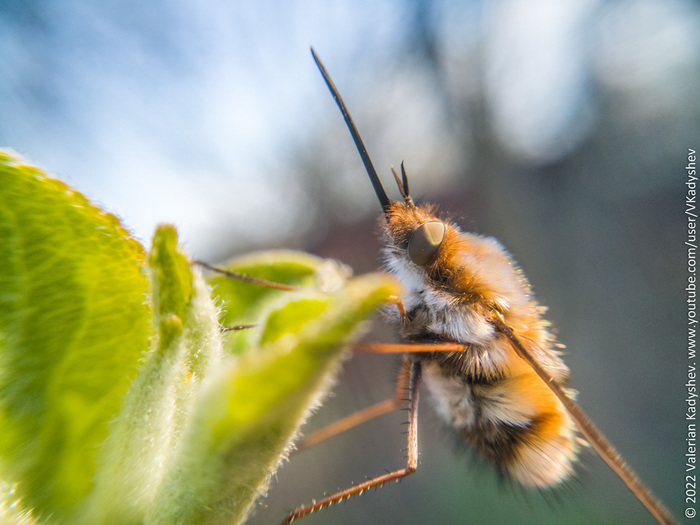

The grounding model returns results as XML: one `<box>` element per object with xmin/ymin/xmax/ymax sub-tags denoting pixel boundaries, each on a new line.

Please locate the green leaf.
<box><xmin>0</xmin><ymin>151</ymin><xmax>152</xmax><ymax>519</ymax></box>
<box><xmin>152</xmin><ymin>256</ymin><xmax>396</xmax><ymax>525</ymax></box>
<box><xmin>0</xmin><ymin>150</ymin><xmax>399</xmax><ymax>524</ymax></box>
<box><xmin>207</xmin><ymin>251</ymin><xmax>352</xmax><ymax>355</ymax></box>
<box><xmin>82</xmin><ymin>224</ymin><xmax>224</xmax><ymax>524</ymax></box>
<box><xmin>85</xmin><ymin>241</ymin><xmax>396</xmax><ymax>525</ymax></box>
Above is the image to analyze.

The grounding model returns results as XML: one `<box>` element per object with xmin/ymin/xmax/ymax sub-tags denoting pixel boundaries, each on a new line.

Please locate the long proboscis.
<box><xmin>488</xmin><ymin>314</ymin><xmax>678</xmax><ymax>525</ymax></box>
<box><xmin>311</xmin><ymin>48</ymin><xmax>392</xmax><ymax>214</ymax></box>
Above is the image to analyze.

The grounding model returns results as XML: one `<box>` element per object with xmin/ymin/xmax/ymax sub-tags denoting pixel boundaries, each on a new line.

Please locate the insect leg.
<box><xmin>193</xmin><ymin>259</ymin><xmax>301</xmax><ymax>331</ymax></box>
<box><xmin>192</xmin><ymin>259</ymin><xmax>300</xmax><ymax>291</ymax></box>
<box><xmin>489</xmin><ymin>313</ymin><xmax>677</xmax><ymax>525</ymax></box>
<box><xmin>386</xmin><ymin>295</ymin><xmax>408</xmax><ymax>323</ymax></box>
<box><xmin>220</xmin><ymin>324</ymin><xmax>257</xmax><ymax>333</ymax></box>
<box><xmin>355</xmin><ymin>342</ymin><xmax>466</xmax><ymax>354</ymax></box>
<box><xmin>281</xmin><ymin>359</ymin><xmax>421</xmax><ymax>525</ymax></box>
<box><xmin>297</xmin><ymin>358</ymin><xmax>412</xmax><ymax>450</ymax></box>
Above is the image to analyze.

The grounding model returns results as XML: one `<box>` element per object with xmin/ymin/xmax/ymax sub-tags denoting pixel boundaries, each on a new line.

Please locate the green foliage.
<box><xmin>0</xmin><ymin>151</ymin><xmax>152</xmax><ymax>518</ymax></box>
<box><xmin>0</xmin><ymin>150</ymin><xmax>398</xmax><ymax>524</ymax></box>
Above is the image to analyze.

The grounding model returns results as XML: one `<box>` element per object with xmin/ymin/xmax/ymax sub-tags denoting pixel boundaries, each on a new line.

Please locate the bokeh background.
<box><xmin>1</xmin><ymin>1</ymin><xmax>698</xmax><ymax>523</ymax></box>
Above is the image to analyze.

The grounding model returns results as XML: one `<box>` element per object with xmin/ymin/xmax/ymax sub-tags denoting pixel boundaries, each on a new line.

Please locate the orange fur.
<box><xmin>384</xmin><ymin>200</ymin><xmax>577</xmax><ymax>487</ymax></box>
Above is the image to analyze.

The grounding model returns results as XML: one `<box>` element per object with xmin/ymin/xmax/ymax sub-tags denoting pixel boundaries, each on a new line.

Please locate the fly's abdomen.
<box><xmin>422</xmin><ymin>357</ymin><xmax>578</xmax><ymax>487</ymax></box>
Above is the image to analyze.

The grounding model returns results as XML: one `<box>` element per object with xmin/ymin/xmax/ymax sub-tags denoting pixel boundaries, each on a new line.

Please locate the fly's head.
<box><xmin>311</xmin><ymin>48</ymin><xmax>516</xmax><ymax>337</ymax></box>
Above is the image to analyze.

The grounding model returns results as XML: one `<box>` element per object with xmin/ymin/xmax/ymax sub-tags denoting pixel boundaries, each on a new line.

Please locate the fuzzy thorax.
<box><xmin>381</xmin><ymin>202</ymin><xmax>555</xmax><ymax>353</ymax></box>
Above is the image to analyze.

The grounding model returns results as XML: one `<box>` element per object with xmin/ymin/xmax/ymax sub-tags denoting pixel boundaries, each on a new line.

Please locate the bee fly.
<box><xmin>274</xmin><ymin>49</ymin><xmax>678</xmax><ymax>525</ymax></box>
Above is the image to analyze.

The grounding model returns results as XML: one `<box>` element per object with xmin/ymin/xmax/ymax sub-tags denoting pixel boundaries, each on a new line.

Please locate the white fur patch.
<box><xmin>422</xmin><ymin>362</ymin><xmax>477</xmax><ymax>428</ymax></box>
<box><xmin>383</xmin><ymin>243</ymin><xmax>497</xmax><ymax>347</ymax></box>
<box><xmin>510</xmin><ymin>435</ymin><xmax>575</xmax><ymax>487</ymax></box>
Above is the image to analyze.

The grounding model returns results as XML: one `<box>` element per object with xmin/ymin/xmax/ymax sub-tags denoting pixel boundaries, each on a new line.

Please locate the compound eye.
<box><xmin>407</xmin><ymin>221</ymin><xmax>445</xmax><ymax>266</ymax></box>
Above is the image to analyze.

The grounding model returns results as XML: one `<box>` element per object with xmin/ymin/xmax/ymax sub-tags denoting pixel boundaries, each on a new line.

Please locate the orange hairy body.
<box><xmin>383</xmin><ymin>201</ymin><xmax>577</xmax><ymax>486</ymax></box>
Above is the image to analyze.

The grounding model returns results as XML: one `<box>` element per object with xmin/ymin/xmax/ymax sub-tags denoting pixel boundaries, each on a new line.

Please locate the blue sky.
<box><xmin>2</xmin><ymin>0</ymin><xmax>696</xmax><ymax>258</ymax></box>
<box><xmin>7</xmin><ymin>0</ymin><xmax>694</xmax><ymax>258</ymax></box>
